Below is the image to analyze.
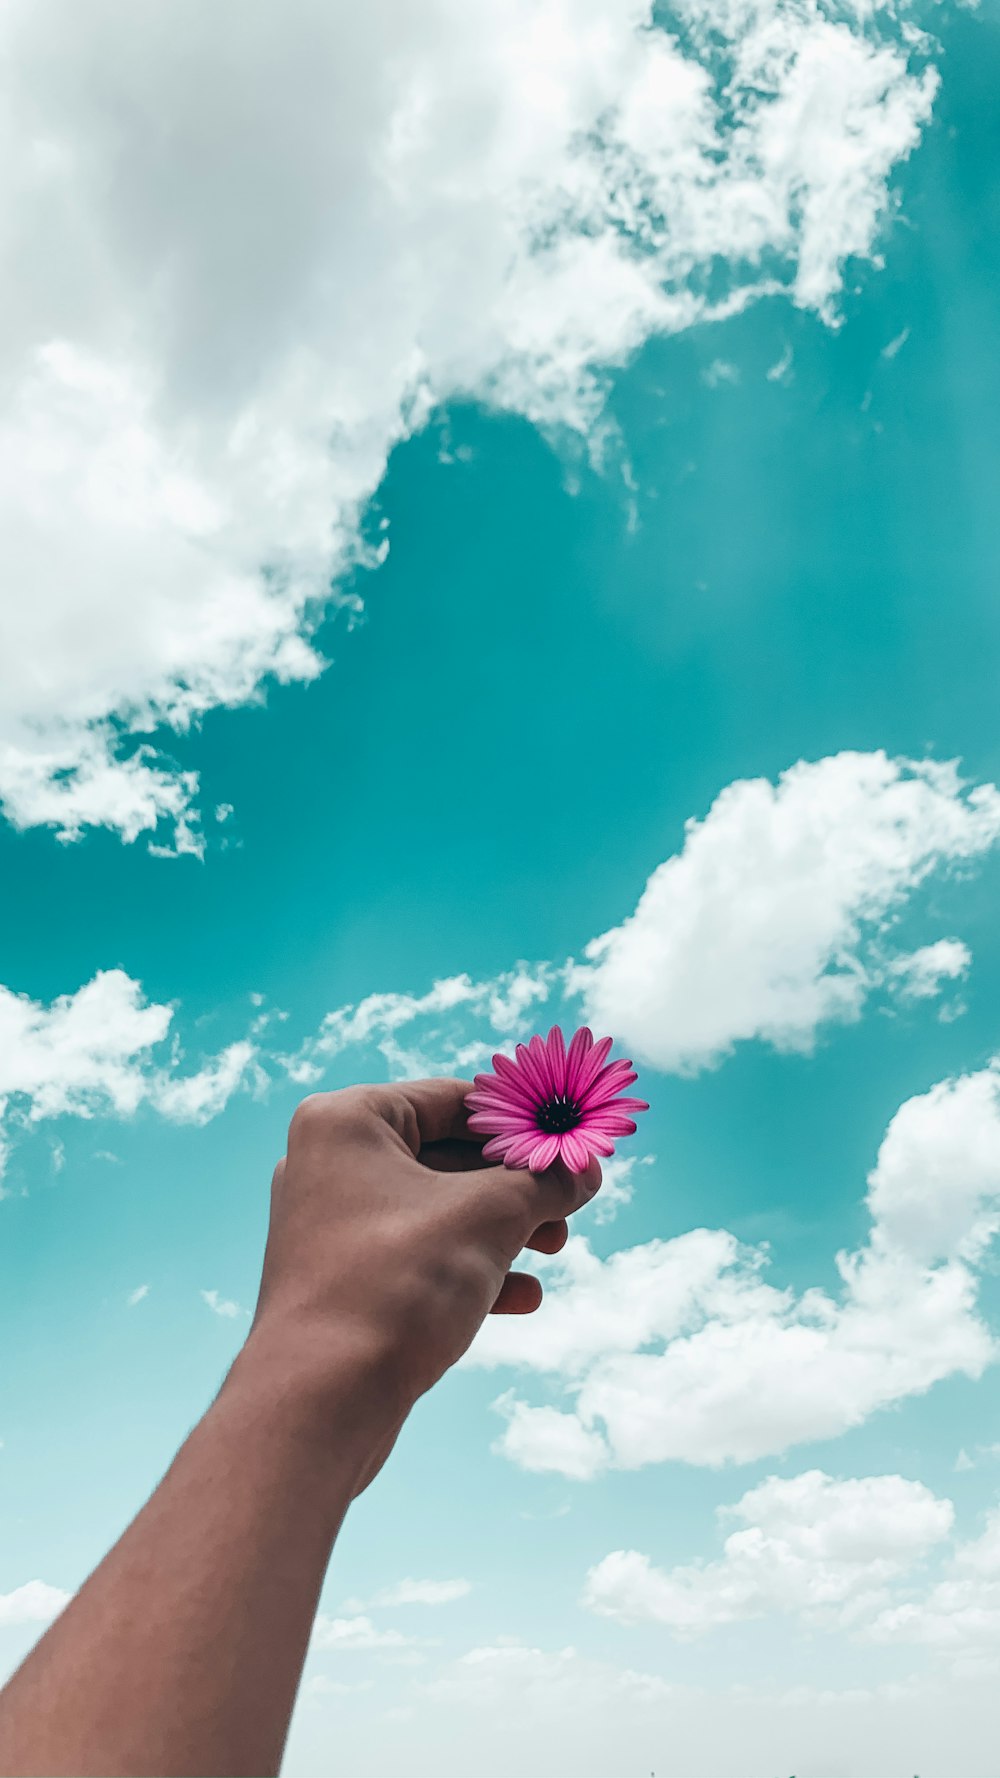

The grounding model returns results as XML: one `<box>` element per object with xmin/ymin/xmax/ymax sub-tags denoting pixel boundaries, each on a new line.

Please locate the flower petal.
<box><xmin>528</xmin><ymin>1134</ymin><xmax>561</xmax><ymax>1172</ymax></box>
<box><xmin>529</xmin><ymin>1032</ymin><xmax>555</xmax><ymax>1096</ymax></box>
<box><xmin>564</xmin><ymin>1025</ymin><xmax>593</xmax><ymax>1098</ymax></box>
<box><xmin>571</xmin><ymin>1033</ymin><xmax>614</xmax><ymax>1099</ymax></box>
<box><xmin>585</xmin><ymin>1055</ymin><xmax>636</xmax><ymax>1091</ymax></box>
<box><xmin>515</xmin><ymin>1040</ymin><xmax>549</xmax><ymax>1101</ymax></box>
<box><xmin>465</xmin><ymin>1088</ymin><xmax>532</xmax><ymax>1114</ymax></box>
<box><xmin>544</xmin><ymin>1025</ymin><xmax>567</xmax><ymax>1096</ymax></box>
<box><xmin>578</xmin><ymin>1129</ymin><xmax>616</xmax><ymax>1158</ymax></box>
<box><xmin>580</xmin><ymin>1063</ymin><xmax>639</xmax><ymax>1110</ymax></box>
<box><xmin>482</xmin><ymin>1135</ymin><xmax>512</xmax><ymax>1161</ymax></box>
<box><xmin>582</xmin><ymin>1114</ymin><xmax>637</xmax><ymax>1137</ymax></box>
<box><xmin>559</xmin><ymin>1129</ymin><xmax>591</xmax><ymax>1174</ymax></box>
<box><xmin>491</xmin><ymin>1052</ymin><xmax>541</xmax><ymax>1104</ymax></box>
<box><xmin>467</xmin><ymin>1112</ymin><xmax>537</xmax><ymax>1135</ymax></box>
<box><xmin>504</xmin><ymin>1131</ymin><xmax>540</xmax><ymax>1169</ymax></box>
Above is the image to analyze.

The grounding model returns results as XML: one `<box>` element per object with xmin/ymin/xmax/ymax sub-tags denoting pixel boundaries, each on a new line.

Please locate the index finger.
<box><xmin>388</xmin><ymin>1077</ymin><xmax>481</xmax><ymax>1154</ymax></box>
<box><xmin>476</xmin><ymin>1152</ymin><xmax>603</xmax><ymax>1235</ymax></box>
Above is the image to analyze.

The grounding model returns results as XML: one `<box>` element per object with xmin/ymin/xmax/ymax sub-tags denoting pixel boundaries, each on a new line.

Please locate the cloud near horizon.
<box><xmin>583</xmin><ymin>1467</ymin><xmax>1000</xmax><ymax>1676</ymax></box>
<box><xmin>584</xmin><ymin>1468</ymin><xmax>954</xmax><ymax>1635</ymax></box>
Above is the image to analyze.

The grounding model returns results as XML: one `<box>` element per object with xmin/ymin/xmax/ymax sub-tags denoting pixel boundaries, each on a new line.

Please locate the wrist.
<box><xmin>222</xmin><ymin>1310</ymin><xmax>412</xmax><ymax>1477</ymax></box>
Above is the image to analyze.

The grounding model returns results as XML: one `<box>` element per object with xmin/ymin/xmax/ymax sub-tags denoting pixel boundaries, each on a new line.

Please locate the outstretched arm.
<box><xmin>0</xmin><ymin>1079</ymin><xmax>600</xmax><ymax>1778</ymax></box>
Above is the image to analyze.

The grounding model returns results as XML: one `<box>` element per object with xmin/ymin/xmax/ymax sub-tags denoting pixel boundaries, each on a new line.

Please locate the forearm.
<box><xmin>0</xmin><ymin>1324</ymin><xmax>401</xmax><ymax>1778</ymax></box>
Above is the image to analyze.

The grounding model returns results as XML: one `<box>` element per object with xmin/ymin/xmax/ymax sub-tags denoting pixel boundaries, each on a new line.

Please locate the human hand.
<box><xmin>242</xmin><ymin>1078</ymin><xmax>601</xmax><ymax>1478</ymax></box>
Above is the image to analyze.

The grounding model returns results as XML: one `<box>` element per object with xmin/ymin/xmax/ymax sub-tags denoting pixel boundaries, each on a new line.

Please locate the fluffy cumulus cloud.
<box><xmin>0</xmin><ymin>1</ymin><xmax>936</xmax><ymax>848</ymax></box>
<box><xmin>867</xmin><ymin>1508</ymin><xmax>1000</xmax><ymax>1676</ymax></box>
<box><xmin>283</xmin><ymin>753</ymin><xmax>1000</xmax><ymax>1090</ymax></box>
<box><xmin>0</xmin><ymin>968</ymin><xmax>258</xmax><ymax>1173</ymax></box>
<box><xmin>583</xmin><ymin>1468</ymin><xmax>1000</xmax><ymax>1680</ymax></box>
<box><xmin>469</xmin><ymin>1059</ymin><xmax>1000</xmax><ymax>1474</ymax></box>
<box><xmin>578</xmin><ymin>753</ymin><xmax>1000</xmax><ymax>1073</ymax></box>
<box><xmin>584</xmin><ymin>1470</ymin><xmax>953</xmax><ymax>1635</ymax></box>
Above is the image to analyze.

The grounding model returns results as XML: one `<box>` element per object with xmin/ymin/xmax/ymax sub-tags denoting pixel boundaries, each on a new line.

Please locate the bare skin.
<box><xmin>0</xmin><ymin>1078</ymin><xmax>601</xmax><ymax>1777</ymax></box>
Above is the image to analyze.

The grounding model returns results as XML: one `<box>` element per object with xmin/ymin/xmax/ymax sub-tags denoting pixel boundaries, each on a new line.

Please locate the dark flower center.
<box><xmin>535</xmin><ymin>1093</ymin><xmax>582</xmax><ymax>1134</ymax></box>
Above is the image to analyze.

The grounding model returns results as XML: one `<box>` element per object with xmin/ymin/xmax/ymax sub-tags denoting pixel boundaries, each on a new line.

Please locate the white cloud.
<box><xmin>888</xmin><ymin>938</ymin><xmax>970</xmax><ymax>1002</ymax></box>
<box><xmin>702</xmin><ymin>358</ymin><xmax>741</xmax><ymax>387</ymax></box>
<box><xmin>312</xmin><ymin>1614</ymin><xmax>410</xmax><ymax>1652</ymax></box>
<box><xmin>584</xmin><ymin>1470</ymin><xmax>953</xmax><ymax>1636</ymax></box>
<box><xmin>418</xmin><ymin>1640</ymin><xmax>671</xmax><ymax>1711</ymax></box>
<box><xmin>767</xmin><ymin>344</ymin><xmax>794</xmax><ymax>383</ymax></box>
<box><xmin>468</xmin><ymin>1060</ymin><xmax>1000</xmax><ymax>1474</ymax></box>
<box><xmin>577</xmin><ymin>753</ymin><xmax>1000</xmax><ymax>1074</ymax></box>
<box><xmin>0</xmin><ymin>1580</ymin><xmax>69</xmax><ymax>1626</ymax></box>
<box><xmin>864</xmin><ymin>1065</ymin><xmax>1000</xmax><ymax>1265</ymax></box>
<box><xmin>152</xmin><ymin>1041</ymin><xmax>260</xmax><ymax>1123</ymax></box>
<box><xmin>882</xmin><ymin>326</ymin><xmax>911</xmax><ymax>359</ymax></box>
<box><xmin>200</xmin><ymin>1288</ymin><xmax>249</xmax><ymax>1321</ymax></box>
<box><xmin>0</xmin><ymin>2</ymin><xmax>936</xmax><ymax>846</ymax></box>
<box><xmin>492</xmin><ymin>1394</ymin><xmax>611</xmax><ymax>1483</ymax></box>
<box><xmin>126</xmin><ymin>1284</ymin><xmax>150</xmax><ymax>1307</ymax></box>
<box><xmin>864</xmin><ymin>1508</ymin><xmax>1000</xmax><ymax>1677</ymax></box>
<box><xmin>282</xmin><ymin>966</ymin><xmax>553</xmax><ymax>1085</ymax></box>
<box><xmin>371</xmin><ymin>1579</ymin><xmax>471</xmax><ymax>1608</ymax></box>
<box><xmin>301</xmin><ymin>1674</ymin><xmax>374</xmax><ymax>1701</ymax></box>
<box><xmin>0</xmin><ymin>969</ymin><xmax>257</xmax><ymax>1172</ymax></box>
<box><xmin>0</xmin><ymin>969</ymin><xmax>172</xmax><ymax>1123</ymax></box>
<box><xmin>581</xmin><ymin>1151</ymin><xmax>654</xmax><ymax>1225</ymax></box>
<box><xmin>579</xmin><ymin>1469</ymin><xmax>1000</xmax><ymax>1685</ymax></box>
<box><xmin>281</xmin><ymin>753</ymin><xmax>997</xmax><ymax>1099</ymax></box>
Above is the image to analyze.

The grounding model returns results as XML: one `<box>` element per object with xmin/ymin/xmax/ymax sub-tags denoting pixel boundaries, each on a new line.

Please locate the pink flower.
<box><xmin>465</xmin><ymin>1024</ymin><xmax>648</xmax><ymax>1174</ymax></box>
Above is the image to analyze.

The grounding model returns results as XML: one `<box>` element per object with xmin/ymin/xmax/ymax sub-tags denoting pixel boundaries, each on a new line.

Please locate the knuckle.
<box><xmin>345</xmin><ymin>1084</ymin><xmax>420</xmax><ymax>1152</ymax></box>
<box><xmin>287</xmin><ymin>1091</ymin><xmax>336</xmax><ymax>1143</ymax></box>
<box><xmin>288</xmin><ymin>1084</ymin><xmax>396</xmax><ymax>1151</ymax></box>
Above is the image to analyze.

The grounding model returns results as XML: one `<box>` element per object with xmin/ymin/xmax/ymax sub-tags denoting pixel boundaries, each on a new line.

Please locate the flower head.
<box><xmin>465</xmin><ymin>1024</ymin><xmax>648</xmax><ymax>1173</ymax></box>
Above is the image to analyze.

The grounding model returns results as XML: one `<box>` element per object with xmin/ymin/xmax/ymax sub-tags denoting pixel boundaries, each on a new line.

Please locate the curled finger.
<box><xmin>490</xmin><ymin>1271</ymin><xmax>543</xmax><ymax>1315</ymax></box>
<box><xmin>524</xmin><ymin>1218</ymin><xmax>569</xmax><ymax>1256</ymax></box>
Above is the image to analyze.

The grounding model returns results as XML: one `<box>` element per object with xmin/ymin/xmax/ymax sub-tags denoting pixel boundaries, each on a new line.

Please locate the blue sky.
<box><xmin>2</xmin><ymin>1</ymin><xmax>1000</xmax><ymax>1773</ymax></box>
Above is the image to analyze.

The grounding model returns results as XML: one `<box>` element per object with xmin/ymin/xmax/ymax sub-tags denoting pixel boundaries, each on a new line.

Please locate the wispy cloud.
<box><xmin>370</xmin><ymin>1579</ymin><xmax>471</xmax><ymax>1608</ymax></box>
<box><xmin>882</xmin><ymin>326</ymin><xmax>911</xmax><ymax>359</ymax></box>
<box><xmin>766</xmin><ymin>345</ymin><xmax>794</xmax><ymax>384</ymax></box>
<box><xmin>280</xmin><ymin>966</ymin><xmax>552</xmax><ymax>1086</ymax></box>
<box><xmin>312</xmin><ymin>1615</ymin><xmax>412</xmax><ymax>1652</ymax></box>
<box><xmin>200</xmin><ymin>1289</ymin><xmax>249</xmax><ymax>1321</ymax></box>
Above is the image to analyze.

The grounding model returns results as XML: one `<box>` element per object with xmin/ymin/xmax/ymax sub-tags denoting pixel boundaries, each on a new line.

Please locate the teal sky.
<box><xmin>2</xmin><ymin>3</ymin><xmax>1000</xmax><ymax>1774</ymax></box>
